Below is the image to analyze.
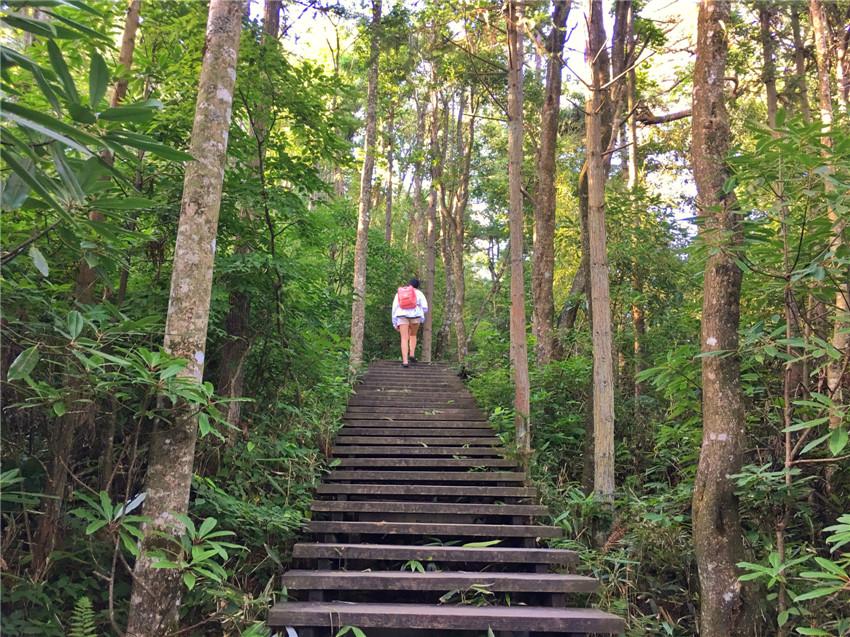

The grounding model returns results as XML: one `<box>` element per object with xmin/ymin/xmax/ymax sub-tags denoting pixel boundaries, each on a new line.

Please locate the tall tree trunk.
<box><xmin>790</xmin><ymin>6</ymin><xmax>812</xmax><ymax>122</ymax></box>
<box><xmin>691</xmin><ymin>2</ymin><xmax>755</xmax><ymax>634</ymax></box>
<box><xmin>349</xmin><ymin>0</ymin><xmax>381</xmax><ymax>371</ymax></box>
<box><xmin>532</xmin><ymin>0</ymin><xmax>569</xmax><ymax>365</ymax></box>
<box><xmin>384</xmin><ymin>104</ymin><xmax>395</xmax><ymax>243</ymax></box>
<box><xmin>125</xmin><ymin>2</ymin><xmax>244</xmax><ymax>634</ymax></box>
<box><xmin>505</xmin><ymin>0</ymin><xmax>531</xmax><ymax>460</ymax></box>
<box><xmin>30</xmin><ymin>0</ymin><xmax>143</xmax><ymax>580</ymax></box>
<box><xmin>422</xmin><ymin>77</ymin><xmax>442</xmax><ymax>363</ymax></box>
<box><xmin>585</xmin><ymin>0</ymin><xmax>616</xmax><ymax>501</ymax></box>
<box><xmin>412</xmin><ymin>97</ymin><xmax>427</xmax><ymax>272</ymax></box>
<box><xmin>451</xmin><ymin>96</ymin><xmax>475</xmax><ymax>365</ymax></box>
<box><xmin>810</xmin><ymin>0</ymin><xmax>849</xmax><ymax>430</ymax></box>
<box><xmin>217</xmin><ymin>0</ymin><xmax>279</xmax><ymax>437</ymax></box>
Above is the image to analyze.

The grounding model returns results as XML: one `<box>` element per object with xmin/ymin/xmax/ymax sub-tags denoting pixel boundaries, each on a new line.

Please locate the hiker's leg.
<box><xmin>399</xmin><ymin>323</ymin><xmax>410</xmax><ymax>364</ymax></box>
<box><xmin>409</xmin><ymin>321</ymin><xmax>419</xmax><ymax>358</ymax></box>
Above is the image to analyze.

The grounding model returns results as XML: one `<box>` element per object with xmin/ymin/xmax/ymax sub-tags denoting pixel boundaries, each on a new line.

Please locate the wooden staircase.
<box><xmin>268</xmin><ymin>361</ymin><xmax>624</xmax><ymax>636</ymax></box>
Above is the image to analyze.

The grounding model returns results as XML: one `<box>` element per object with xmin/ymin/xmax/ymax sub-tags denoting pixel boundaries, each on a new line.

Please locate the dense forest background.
<box><xmin>0</xmin><ymin>0</ymin><xmax>848</xmax><ymax>635</ymax></box>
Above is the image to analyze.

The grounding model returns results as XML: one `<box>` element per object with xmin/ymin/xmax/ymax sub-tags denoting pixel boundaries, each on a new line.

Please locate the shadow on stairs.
<box><xmin>268</xmin><ymin>360</ymin><xmax>624</xmax><ymax>637</ymax></box>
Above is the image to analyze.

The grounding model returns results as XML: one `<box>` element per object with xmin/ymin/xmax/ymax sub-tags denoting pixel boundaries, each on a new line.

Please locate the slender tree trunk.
<box><xmin>451</xmin><ymin>97</ymin><xmax>475</xmax><ymax>364</ymax></box>
<box><xmin>810</xmin><ymin>0</ymin><xmax>849</xmax><ymax>430</ymax></box>
<box><xmin>30</xmin><ymin>0</ymin><xmax>142</xmax><ymax>580</ymax></box>
<box><xmin>422</xmin><ymin>76</ymin><xmax>441</xmax><ymax>363</ymax></box>
<box><xmin>690</xmin><ymin>2</ymin><xmax>755</xmax><ymax>634</ymax></box>
<box><xmin>532</xmin><ymin>0</ymin><xmax>569</xmax><ymax>365</ymax></box>
<box><xmin>349</xmin><ymin>0</ymin><xmax>381</xmax><ymax>371</ymax></box>
<box><xmin>412</xmin><ymin>97</ymin><xmax>427</xmax><ymax>272</ymax></box>
<box><xmin>506</xmin><ymin>0</ymin><xmax>531</xmax><ymax>460</ymax></box>
<box><xmin>384</xmin><ymin>104</ymin><xmax>395</xmax><ymax>243</ymax></box>
<box><xmin>585</xmin><ymin>0</ymin><xmax>616</xmax><ymax>501</ymax></box>
<box><xmin>790</xmin><ymin>7</ymin><xmax>812</xmax><ymax>122</ymax></box>
<box><xmin>217</xmin><ymin>0</ymin><xmax>278</xmax><ymax>436</ymax></box>
<box><xmin>126</xmin><ymin>2</ymin><xmax>244</xmax><ymax>634</ymax></box>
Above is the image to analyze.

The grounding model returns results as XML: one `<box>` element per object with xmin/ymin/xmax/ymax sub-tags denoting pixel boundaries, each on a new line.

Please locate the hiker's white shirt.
<box><xmin>392</xmin><ymin>289</ymin><xmax>429</xmax><ymax>328</ymax></box>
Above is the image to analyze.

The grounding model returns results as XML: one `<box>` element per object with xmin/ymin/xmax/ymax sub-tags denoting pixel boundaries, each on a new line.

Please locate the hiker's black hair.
<box><xmin>409</xmin><ymin>278</ymin><xmax>420</xmax><ymax>289</ymax></box>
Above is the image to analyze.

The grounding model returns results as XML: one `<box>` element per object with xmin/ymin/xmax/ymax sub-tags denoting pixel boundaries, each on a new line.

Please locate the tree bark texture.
<box><xmin>790</xmin><ymin>6</ymin><xmax>812</xmax><ymax>122</ymax></box>
<box><xmin>384</xmin><ymin>105</ymin><xmax>395</xmax><ymax>243</ymax></box>
<box><xmin>532</xmin><ymin>0</ymin><xmax>569</xmax><ymax>365</ymax></box>
<box><xmin>810</xmin><ymin>0</ymin><xmax>849</xmax><ymax>430</ymax></box>
<box><xmin>412</xmin><ymin>97</ymin><xmax>427</xmax><ymax>272</ymax></box>
<box><xmin>506</xmin><ymin>0</ymin><xmax>531</xmax><ymax>459</ymax></box>
<box><xmin>126</xmin><ymin>2</ymin><xmax>244</xmax><ymax>634</ymax></box>
<box><xmin>690</xmin><ymin>2</ymin><xmax>756</xmax><ymax>635</ymax></box>
<box><xmin>348</xmin><ymin>0</ymin><xmax>381</xmax><ymax>371</ymax></box>
<box><xmin>585</xmin><ymin>0</ymin><xmax>616</xmax><ymax>502</ymax></box>
<box><xmin>422</xmin><ymin>79</ymin><xmax>441</xmax><ymax>363</ymax></box>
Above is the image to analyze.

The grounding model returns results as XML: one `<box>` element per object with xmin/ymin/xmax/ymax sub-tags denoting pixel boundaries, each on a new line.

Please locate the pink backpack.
<box><xmin>397</xmin><ymin>286</ymin><xmax>417</xmax><ymax>310</ymax></box>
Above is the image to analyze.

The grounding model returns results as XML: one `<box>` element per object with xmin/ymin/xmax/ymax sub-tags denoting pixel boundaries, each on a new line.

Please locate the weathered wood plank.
<box><xmin>331</xmin><ymin>445</ymin><xmax>505</xmax><ymax>456</ymax></box>
<box><xmin>307</xmin><ymin>520</ymin><xmax>562</xmax><ymax>537</ymax></box>
<box><xmin>333</xmin><ymin>457</ymin><xmax>515</xmax><ymax>468</ymax></box>
<box><xmin>315</xmin><ymin>484</ymin><xmax>535</xmax><ymax>498</ymax></box>
<box><xmin>334</xmin><ymin>436</ymin><xmax>498</xmax><ymax>446</ymax></box>
<box><xmin>310</xmin><ymin>501</ymin><xmax>545</xmax><ymax>516</ymax></box>
<box><xmin>325</xmin><ymin>470</ymin><xmax>525</xmax><ymax>483</ymax></box>
<box><xmin>292</xmin><ymin>542</ymin><xmax>577</xmax><ymax>565</ymax></box>
<box><xmin>268</xmin><ymin>602</ymin><xmax>625</xmax><ymax>633</ymax></box>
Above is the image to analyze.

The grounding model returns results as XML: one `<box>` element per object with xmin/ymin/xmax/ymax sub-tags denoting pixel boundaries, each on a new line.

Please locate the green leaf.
<box><xmin>828</xmin><ymin>428</ymin><xmax>848</xmax><ymax>456</ymax></box>
<box><xmin>85</xmin><ymin>519</ymin><xmax>107</xmax><ymax>535</ymax></box>
<box><xmin>8</xmin><ymin>346</ymin><xmax>39</xmax><ymax>381</ymax></box>
<box><xmin>1</xmin><ymin>162</ymin><xmax>32</xmax><ymax>211</ymax></box>
<box><xmin>105</xmin><ymin>131</ymin><xmax>193</xmax><ymax>162</ymax></box>
<box><xmin>47</xmin><ymin>39</ymin><xmax>79</xmax><ymax>103</ymax></box>
<box><xmin>88</xmin><ymin>50</ymin><xmax>109</xmax><ymax>107</ymax></box>
<box><xmin>182</xmin><ymin>572</ymin><xmax>196</xmax><ymax>590</ymax></box>
<box><xmin>29</xmin><ymin>245</ymin><xmax>49</xmax><ymax>277</ymax></box>
<box><xmin>53</xmin><ymin>401</ymin><xmax>66</xmax><ymax>416</ymax></box>
<box><xmin>461</xmin><ymin>539</ymin><xmax>502</xmax><ymax>548</ymax></box>
<box><xmin>793</xmin><ymin>586</ymin><xmax>841</xmax><ymax>601</ymax></box>
<box><xmin>98</xmin><ymin>104</ymin><xmax>158</xmax><ymax>123</ymax></box>
<box><xmin>1</xmin><ymin>100</ymin><xmax>103</xmax><ymax>155</ymax></box>
<box><xmin>0</xmin><ymin>47</ymin><xmax>62</xmax><ymax>114</ymax></box>
<box><xmin>46</xmin><ymin>10</ymin><xmax>110</xmax><ymax>42</ymax></box>
<box><xmin>49</xmin><ymin>143</ymin><xmax>85</xmax><ymax>202</ymax></box>
<box><xmin>68</xmin><ymin>102</ymin><xmax>97</xmax><ymax>125</ymax></box>
<box><xmin>88</xmin><ymin>196</ymin><xmax>156</xmax><ymax>210</ymax></box>
<box><xmin>0</xmin><ymin>15</ymin><xmax>57</xmax><ymax>39</ymax></box>
<box><xmin>67</xmin><ymin>310</ymin><xmax>84</xmax><ymax>339</ymax></box>
<box><xmin>198</xmin><ymin>412</ymin><xmax>211</xmax><ymax>437</ymax></box>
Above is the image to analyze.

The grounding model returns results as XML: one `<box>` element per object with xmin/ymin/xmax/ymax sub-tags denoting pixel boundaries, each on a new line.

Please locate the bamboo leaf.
<box><xmin>8</xmin><ymin>345</ymin><xmax>40</xmax><ymax>381</ymax></box>
<box><xmin>46</xmin><ymin>39</ymin><xmax>79</xmax><ymax>103</ymax></box>
<box><xmin>29</xmin><ymin>245</ymin><xmax>49</xmax><ymax>277</ymax></box>
<box><xmin>88</xmin><ymin>50</ymin><xmax>109</xmax><ymax>107</ymax></box>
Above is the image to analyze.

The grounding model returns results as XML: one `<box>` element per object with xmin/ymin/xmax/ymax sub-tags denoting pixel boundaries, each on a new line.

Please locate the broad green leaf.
<box><xmin>88</xmin><ymin>50</ymin><xmax>108</xmax><ymax>107</ymax></box>
<box><xmin>89</xmin><ymin>196</ymin><xmax>156</xmax><ymax>209</ymax></box>
<box><xmin>0</xmin><ymin>150</ymin><xmax>65</xmax><ymax>215</ymax></box>
<box><xmin>182</xmin><ymin>572</ymin><xmax>196</xmax><ymax>590</ymax></box>
<box><xmin>105</xmin><ymin>131</ymin><xmax>193</xmax><ymax>162</ymax></box>
<box><xmin>98</xmin><ymin>104</ymin><xmax>158</xmax><ymax>123</ymax></box>
<box><xmin>1</xmin><ymin>162</ymin><xmax>32</xmax><ymax>211</ymax></box>
<box><xmin>46</xmin><ymin>10</ymin><xmax>110</xmax><ymax>41</ymax></box>
<box><xmin>828</xmin><ymin>427</ymin><xmax>848</xmax><ymax>456</ymax></box>
<box><xmin>85</xmin><ymin>519</ymin><xmax>107</xmax><ymax>535</ymax></box>
<box><xmin>67</xmin><ymin>310</ymin><xmax>84</xmax><ymax>339</ymax></box>
<box><xmin>68</xmin><ymin>103</ymin><xmax>97</xmax><ymax>125</ymax></box>
<box><xmin>198</xmin><ymin>412</ymin><xmax>211</xmax><ymax>437</ymax></box>
<box><xmin>0</xmin><ymin>46</ymin><xmax>62</xmax><ymax>114</ymax></box>
<box><xmin>198</xmin><ymin>517</ymin><xmax>217</xmax><ymax>537</ymax></box>
<box><xmin>46</xmin><ymin>39</ymin><xmax>79</xmax><ymax>103</ymax></box>
<box><xmin>50</xmin><ymin>143</ymin><xmax>85</xmax><ymax>201</ymax></box>
<box><xmin>52</xmin><ymin>401</ymin><xmax>66</xmax><ymax>416</ymax></box>
<box><xmin>8</xmin><ymin>346</ymin><xmax>40</xmax><ymax>381</ymax></box>
<box><xmin>1</xmin><ymin>100</ymin><xmax>103</xmax><ymax>155</ymax></box>
<box><xmin>0</xmin><ymin>15</ymin><xmax>56</xmax><ymax>39</ymax></box>
<box><xmin>793</xmin><ymin>586</ymin><xmax>841</xmax><ymax>601</ymax></box>
<box><xmin>29</xmin><ymin>245</ymin><xmax>49</xmax><ymax>277</ymax></box>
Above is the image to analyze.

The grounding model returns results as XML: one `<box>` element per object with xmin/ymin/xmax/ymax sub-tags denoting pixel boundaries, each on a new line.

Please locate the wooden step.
<box><xmin>332</xmin><ymin>445</ymin><xmax>505</xmax><ymax>457</ymax></box>
<box><xmin>292</xmin><ymin>542</ymin><xmax>577</xmax><ymax>566</ymax></box>
<box><xmin>344</xmin><ymin>410</ymin><xmax>486</xmax><ymax>422</ymax></box>
<box><xmin>335</xmin><ymin>436</ymin><xmax>498</xmax><ymax>446</ymax></box>
<box><xmin>315</xmin><ymin>484</ymin><xmax>536</xmax><ymax>498</ymax></box>
<box><xmin>333</xmin><ymin>458</ymin><xmax>516</xmax><ymax>469</ymax></box>
<box><xmin>311</xmin><ymin>501</ymin><xmax>546</xmax><ymax>516</ymax></box>
<box><xmin>339</xmin><ymin>427</ymin><xmax>495</xmax><ymax>437</ymax></box>
<box><xmin>326</xmin><ymin>471</ymin><xmax>525</xmax><ymax>483</ymax></box>
<box><xmin>307</xmin><ymin>521</ymin><xmax>562</xmax><ymax>538</ymax></box>
<box><xmin>348</xmin><ymin>398</ymin><xmax>477</xmax><ymax>407</ymax></box>
<box><xmin>268</xmin><ymin>602</ymin><xmax>625</xmax><ymax>633</ymax></box>
<box><xmin>282</xmin><ymin>569</ymin><xmax>598</xmax><ymax>593</ymax></box>
<box><xmin>342</xmin><ymin>419</ymin><xmax>491</xmax><ymax>428</ymax></box>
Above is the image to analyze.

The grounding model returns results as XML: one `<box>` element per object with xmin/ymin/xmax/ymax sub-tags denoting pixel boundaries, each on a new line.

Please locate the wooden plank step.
<box><xmin>307</xmin><ymin>520</ymin><xmax>562</xmax><ymax>538</ymax></box>
<box><xmin>345</xmin><ymin>407</ymin><xmax>484</xmax><ymax>419</ymax></box>
<box><xmin>348</xmin><ymin>396</ymin><xmax>476</xmax><ymax>410</ymax></box>
<box><xmin>282</xmin><ymin>569</ymin><xmax>597</xmax><ymax>593</ymax></box>
<box><xmin>315</xmin><ymin>484</ymin><xmax>535</xmax><ymax>498</ymax></box>
<box><xmin>333</xmin><ymin>458</ymin><xmax>515</xmax><ymax>468</ymax></box>
<box><xmin>342</xmin><ymin>419</ymin><xmax>491</xmax><ymax>428</ymax></box>
<box><xmin>339</xmin><ymin>427</ymin><xmax>495</xmax><ymax>437</ymax></box>
<box><xmin>332</xmin><ymin>445</ymin><xmax>505</xmax><ymax>456</ymax></box>
<box><xmin>354</xmin><ymin>389</ymin><xmax>469</xmax><ymax>396</ymax></box>
<box><xmin>335</xmin><ymin>436</ymin><xmax>499</xmax><ymax>446</ymax></box>
<box><xmin>311</xmin><ymin>501</ymin><xmax>546</xmax><ymax>516</ymax></box>
<box><xmin>326</xmin><ymin>471</ymin><xmax>525</xmax><ymax>483</ymax></box>
<box><xmin>268</xmin><ymin>602</ymin><xmax>625</xmax><ymax>633</ymax></box>
<box><xmin>292</xmin><ymin>543</ymin><xmax>576</xmax><ymax>565</ymax></box>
